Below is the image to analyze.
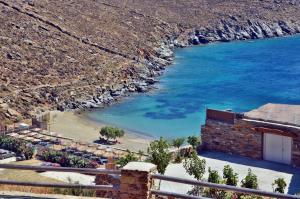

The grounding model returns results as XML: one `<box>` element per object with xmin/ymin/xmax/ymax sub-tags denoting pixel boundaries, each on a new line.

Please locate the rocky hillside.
<box><xmin>1</xmin><ymin>0</ymin><xmax>300</xmax><ymax>124</ymax></box>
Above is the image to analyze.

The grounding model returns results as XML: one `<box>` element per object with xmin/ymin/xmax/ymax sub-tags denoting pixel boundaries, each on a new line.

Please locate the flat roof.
<box><xmin>245</xmin><ymin>103</ymin><xmax>300</xmax><ymax>127</ymax></box>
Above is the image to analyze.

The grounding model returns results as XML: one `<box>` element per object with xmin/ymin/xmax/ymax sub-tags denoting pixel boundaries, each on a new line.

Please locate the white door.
<box><xmin>263</xmin><ymin>133</ymin><xmax>292</xmax><ymax>165</ymax></box>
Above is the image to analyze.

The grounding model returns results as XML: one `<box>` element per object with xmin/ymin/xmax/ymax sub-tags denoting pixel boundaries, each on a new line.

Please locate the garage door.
<box><xmin>263</xmin><ymin>133</ymin><xmax>292</xmax><ymax>165</ymax></box>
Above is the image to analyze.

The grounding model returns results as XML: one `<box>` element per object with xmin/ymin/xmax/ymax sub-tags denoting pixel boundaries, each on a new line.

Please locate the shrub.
<box><xmin>0</xmin><ymin>135</ymin><xmax>34</xmax><ymax>159</ymax></box>
<box><xmin>223</xmin><ymin>165</ymin><xmax>238</xmax><ymax>186</ymax></box>
<box><xmin>147</xmin><ymin>137</ymin><xmax>172</xmax><ymax>174</ymax></box>
<box><xmin>187</xmin><ymin>136</ymin><xmax>201</xmax><ymax>149</ymax></box>
<box><xmin>99</xmin><ymin>126</ymin><xmax>125</xmax><ymax>141</ymax></box>
<box><xmin>183</xmin><ymin>151</ymin><xmax>206</xmax><ymax>181</ymax></box>
<box><xmin>208</xmin><ymin>167</ymin><xmax>221</xmax><ymax>184</ymax></box>
<box><xmin>117</xmin><ymin>150</ymin><xmax>138</xmax><ymax>168</ymax></box>
<box><xmin>241</xmin><ymin>169</ymin><xmax>258</xmax><ymax>189</ymax></box>
<box><xmin>38</xmin><ymin>149</ymin><xmax>98</xmax><ymax>168</ymax></box>
<box><xmin>272</xmin><ymin>178</ymin><xmax>287</xmax><ymax>193</ymax></box>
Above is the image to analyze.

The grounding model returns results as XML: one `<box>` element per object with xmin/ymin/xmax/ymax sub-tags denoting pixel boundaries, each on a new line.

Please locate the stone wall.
<box><xmin>95</xmin><ymin>162</ymin><xmax>157</xmax><ymax>199</ymax></box>
<box><xmin>202</xmin><ymin>117</ymin><xmax>300</xmax><ymax>167</ymax></box>
<box><xmin>120</xmin><ymin>162</ymin><xmax>157</xmax><ymax>199</ymax></box>
<box><xmin>201</xmin><ymin>119</ymin><xmax>263</xmax><ymax>159</ymax></box>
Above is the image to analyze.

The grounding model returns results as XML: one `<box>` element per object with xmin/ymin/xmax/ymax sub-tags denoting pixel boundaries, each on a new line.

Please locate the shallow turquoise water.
<box><xmin>87</xmin><ymin>36</ymin><xmax>300</xmax><ymax>138</ymax></box>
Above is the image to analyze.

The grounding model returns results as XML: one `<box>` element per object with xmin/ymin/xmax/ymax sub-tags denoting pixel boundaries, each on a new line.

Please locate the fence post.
<box><xmin>120</xmin><ymin>162</ymin><xmax>157</xmax><ymax>199</ymax></box>
<box><xmin>95</xmin><ymin>157</ymin><xmax>120</xmax><ymax>198</ymax></box>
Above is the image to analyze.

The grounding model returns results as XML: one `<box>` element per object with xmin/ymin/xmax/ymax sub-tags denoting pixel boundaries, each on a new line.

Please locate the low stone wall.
<box><xmin>201</xmin><ymin>119</ymin><xmax>263</xmax><ymax>159</ymax></box>
<box><xmin>202</xmin><ymin>118</ymin><xmax>300</xmax><ymax>167</ymax></box>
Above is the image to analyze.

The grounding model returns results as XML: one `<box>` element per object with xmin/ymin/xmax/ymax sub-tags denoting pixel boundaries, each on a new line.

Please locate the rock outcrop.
<box><xmin>1</xmin><ymin>0</ymin><xmax>300</xmax><ymax>123</ymax></box>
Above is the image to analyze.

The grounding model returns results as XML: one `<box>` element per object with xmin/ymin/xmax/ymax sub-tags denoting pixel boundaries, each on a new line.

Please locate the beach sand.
<box><xmin>49</xmin><ymin>110</ymin><xmax>153</xmax><ymax>152</ymax></box>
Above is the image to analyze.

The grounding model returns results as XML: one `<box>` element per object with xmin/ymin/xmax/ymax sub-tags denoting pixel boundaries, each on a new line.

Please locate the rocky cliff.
<box><xmin>1</xmin><ymin>0</ymin><xmax>300</xmax><ymax>124</ymax></box>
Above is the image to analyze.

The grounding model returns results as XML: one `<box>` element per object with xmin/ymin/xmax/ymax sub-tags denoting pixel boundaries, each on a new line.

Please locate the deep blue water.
<box><xmin>87</xmin><ymin>35</ymin><xmax>300</xmax><ymax>138</ymax></box>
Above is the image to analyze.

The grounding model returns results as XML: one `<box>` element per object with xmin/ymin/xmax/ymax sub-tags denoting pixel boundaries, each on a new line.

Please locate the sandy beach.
<box><xmin>49</xmin><ymin>110</ymin><xmax>153</xmax><ymax>152</ymax></box>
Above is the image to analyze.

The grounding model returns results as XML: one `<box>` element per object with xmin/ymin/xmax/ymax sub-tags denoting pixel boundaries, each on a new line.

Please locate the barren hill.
<box><xmin>1</xmin><ymin>0</ymin><xmax>300</xmax><ymax>123</ymax></box>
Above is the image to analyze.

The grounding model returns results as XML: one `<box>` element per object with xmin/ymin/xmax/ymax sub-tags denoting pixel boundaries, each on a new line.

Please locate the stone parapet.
<box><xmin>120</xmin><ymin>162</ymin><xmax>157</xmax><ymax>199</ymax></box>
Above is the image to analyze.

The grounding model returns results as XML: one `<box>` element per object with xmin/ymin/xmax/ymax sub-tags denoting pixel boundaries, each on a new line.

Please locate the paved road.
<box><xmin>161</xmin><ymin>151</ymin><xmax>300</xmax><ymax>195</ymax></box>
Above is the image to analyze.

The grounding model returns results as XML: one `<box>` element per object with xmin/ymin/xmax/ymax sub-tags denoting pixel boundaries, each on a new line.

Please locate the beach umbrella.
<box><xmin>34</xmin><ymin>134</ymin><xmax>44</xmax><ymax>139</ymax></box>
<box><xmin>32</xmin><ymin>128</ymin><xmax>41</xmax><ymax>132</ymax></box>
<box><xmin>94</xmin><ymin>150</ymin><xmax>104</xmax><ymax>156</ymax></box>
<box><xmin>28</xmin><ymin>132</ymin><xmax>37</xmax><ymax>137</ymax></box>
<box><xmin>41</xmin><ymin>130</ymin><xmax>49</xmax><ymax>134</ymax></box>
<box><xmin>42</xmin><ymin>136</ymin><xmax>51</xmax><ymax>141</ymax></box>
<box><xmin>17</xmin><ymin>134</ymin><xmax>26</xmax><ymax>139</ymax></box>
<box><xmin>19</xmin><ymin>130</ymin><xmax>30</xmax><ymax>134</ymax></box>
<box><xmin>32</xmin><ymin>138</ymin><xmax>41</xmax><ymax>143</ymax></box>
<box><xmin>49</xmin><ymin>132</ymin><xmax>58</xmax><ymax>136</ymax></box>
<box><xmin>77</xmin><ymin>146</ymin><xmax>87</xmax><ymax>152</ymax></box>
<box><xmin>8</xmin><ymin>133</ymin><xmax>18</xmax><ymax>137</ymax></box>
<box><xmin>24</xmin><ymin>137</ymin><xmax>34</xmax><ymax>141</ymax></box>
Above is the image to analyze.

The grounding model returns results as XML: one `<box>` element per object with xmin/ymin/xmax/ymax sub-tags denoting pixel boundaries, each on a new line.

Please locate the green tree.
<box><xmin>223</xmin><ymin>165</ymin><xmax>238</xmax><ymax>186</ymax></box>
<box><xmin>272</xmin><ymin>178</ymin><xmax>287</xmax><ymax>193</ymax></box>
<box><xmin>241</xmin><ymin>169</ymin><xmax>258</xmax><ymax>189</ymax></box>
<box><xmin>147</xmin><ymin>137</ymin><xmax>172</xmax><ymax>174</ymax></box>
<box><xmin>183</xmin><ymin>151</ymin><xmax>206</xmax><ymax>196</ymax></box>
<box><xmin>99</xmin><ymin>126</ymin><xmax>125</xmax><ymax>141</ymax></box>
<box><xmin>172</xmin><ymin>137</ymin><xmax>185</xmax><ymax>149</ymax></box>
<box><xmin>206</xmin><ymin>167</ymin><xmax>224</xmax><ymax>198</ymax></box>
<box><xmin>172</xmin><ymin>137</ymin><xmax>185</xmax><ymax>163</ymax></box>
<box><xmin>117</xmin><ymin>150</ymin><xmax>138</xmax><ymax>168</ymax></box>
<box><xmin>138</xmin><ymin>150</ymin><xmax>144</xmax><ymax>161</ymax></box>
<box><xmin>208</xmin><ymin>167</ymin><xmax>221</xmax><ymax>183</ymax></box>
<box><xmin>187</xmin><ymin>136</ymin><xmax>201</xmax><ymax>149</ymax></box>
<box><xmin>183</xmin><ymin>151</ymin><xmax>206</xmax><ymax>181</ymax></box>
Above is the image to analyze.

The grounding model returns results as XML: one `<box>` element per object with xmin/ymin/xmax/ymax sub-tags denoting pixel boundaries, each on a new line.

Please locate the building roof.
<box><xmin>245</xmin><ymin>103</ymin><xmax>300</xmax><ymax>127</ymax></box>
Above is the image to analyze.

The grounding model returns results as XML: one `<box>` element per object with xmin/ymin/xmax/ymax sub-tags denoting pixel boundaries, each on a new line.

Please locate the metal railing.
<box><xmin>151</xmin><ymin>174</ymin><xmax>300</xmax><ymax>199</ymax></box>
<box><xmin>0</xmin><ymin>164</ymin><xmax>120</xmax><ymax>191</ymax></box>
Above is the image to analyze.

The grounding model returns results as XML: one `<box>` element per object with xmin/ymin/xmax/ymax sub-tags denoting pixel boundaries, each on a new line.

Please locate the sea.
<box><xmin>86</xmin><ymin>35</ymin><xmax>300</xmax><ymax>139</ymax></box>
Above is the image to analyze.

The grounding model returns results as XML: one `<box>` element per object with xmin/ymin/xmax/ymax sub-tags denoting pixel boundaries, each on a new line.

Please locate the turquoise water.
<box><xmin>87</xmin><ymin>36</ymin><xmax>300</xmax><ymax>138</ymax></box>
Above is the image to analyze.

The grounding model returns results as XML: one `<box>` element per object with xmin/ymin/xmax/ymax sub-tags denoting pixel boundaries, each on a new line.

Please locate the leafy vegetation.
<box><xmin>0</xmin><ymin>135</ymin><xmax>34</xmax><ymax>159</ymax></box>
<box><xmin>117</xmin><ymin>150</ymin><xmax>139</xmax><ymax>167</ymax></box>
<box><xmin>183</xmin><ymin>151</ymin><xmax>206</xmax><ymax>180</ymax></box>
<box><xmin>241</xmin><ymin>169</ymin><xmax>258</xmax><ymax>189</ymax></box>
<box><xmin>172</xmin><ymin>137</ymin><xmax>185</xmax><ymax>149</ymax></box>
<box><xmin>38</xmin><ymin>149</ymin><xmax>98</xmax><ymax>168</ymax></box>
<box><xmin>183</xmin><ymin>151</ymin><xmax>206</xmax><ymax>196</ymax></box>
<box><xmin>172</xmin><ymin>137</ymin><xmax>185</xmax><ymax>163</ymax></box>
<box><xmin>187</xmin><ymin>136</ymin><xmax>201</xmax><ymax>149</ymax></box>
<box><xmin>99</xmin><ymin>126</ymin><xmax>125</xmax><ymax>141</ymax></box>
<box><xmin>147</xmin><ymin>137</ymin><xmax>172</xmax><ymax>174</ymax></box>
<box><xmin>223</xmin><ymin>165</ymin><xmax>239</xmax><ymax>186</ymax></box>
<box><xmin>272</xmin><ymin>178</ymin><xmax>287</xmax><ymax>193</ymax></box>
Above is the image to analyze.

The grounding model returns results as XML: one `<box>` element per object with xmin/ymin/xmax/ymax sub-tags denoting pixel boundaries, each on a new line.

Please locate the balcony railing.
<box><xmin>0</xmin><ymin>164</ymin><xmax>120</xmax><ymax>192</ymax></box>
<box><xmin>151</xmin><ymin>174</ymin><xmax>300</xmax><ymax>199</ymax></box>
<box><xmin>0</xmin><ymin>163</ymin><xmax>299</xmax><ymax>199</ymax></box>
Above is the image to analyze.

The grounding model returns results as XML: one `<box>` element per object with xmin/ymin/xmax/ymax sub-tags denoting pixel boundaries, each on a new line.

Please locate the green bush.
<box><xmin>183</xmin><ymin>151</ymin><xmax>206</xmax><ymax>181</ymax></box>
<box><xmin>117</xmin><ymin>150</ymin><xmax>138</xmax><ymax>168</ymax></box>
<box><xmin>147</xmin><ymin>137</ymin><xmax>172</xmax><ymax>174</ymax></box>
<box><xmin>241</xmin><ymin>169</ymin><xmax>258</xmax><ymax>189</ymax></box>
<box><xmin>38</xmin><ymin>149</ymin><xmax>98</xmax><ymax>168</ymax></box>
<box><xmin>272</xmin><ymin>178</ymin><xmax>287</xmax><ymax>193</ymax></box>
<box><xmin>208</xmin><ymin>167</ymin><xmax>221</xmax><ymax>184</ymax></box>
<box><xmin>99</xmin><ymin>126</ymin><xmax>125</xmax><ymax>141</ymax></box>
<box><xmin>0</xmin><ymin>135</ymin><xmax>34</xmax><ymax>159</ymax></box>
<box><xmin>187</xmin><ymin>136</ymin><xmax>201</xmax><ymax>149</ymax></box>
<box><xmin>223</xmin><ymin>165</ymin><xmax>238</xmax><ymax>186</ymax></box>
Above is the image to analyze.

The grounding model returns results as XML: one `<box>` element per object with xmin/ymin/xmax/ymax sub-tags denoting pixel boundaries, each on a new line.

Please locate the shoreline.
<box><xmin>49</xmin><ymin>110</ymin><xmax>153</xmax><ymax>152</ymax></box>
<box><xmin>48</xmin><ymin>34</ymin><xmax>300</xmax><ymax>152</ymax></box>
